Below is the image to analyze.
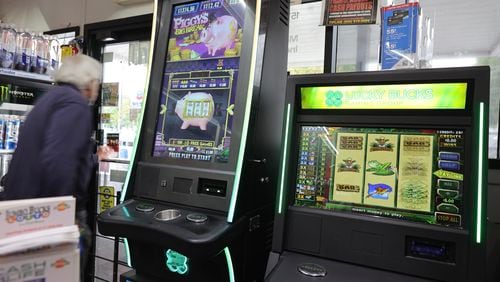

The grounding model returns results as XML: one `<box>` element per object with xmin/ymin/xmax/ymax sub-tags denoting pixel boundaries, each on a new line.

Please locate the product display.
<box><xmin>380</xmin><ymin>2</ymin><xmax>420</xmax><ymax>69</ymax></box>
<box><xmin>0</xmin><ymin>23</ymin><xmax>61</xmax><ymax>76</ymax></box>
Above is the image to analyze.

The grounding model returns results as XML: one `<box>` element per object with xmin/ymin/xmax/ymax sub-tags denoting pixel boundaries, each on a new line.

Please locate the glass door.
<box><xmin>100</xmin><ymin>41</ymin><xmax>149</xmax><ymax>161</ymax></box>
<box><xmin>95</xmin><ymin>40</ymin><xmax>150</xmax><ymax>282</ymax></box>
<box><xmin>84</xmin><ymin>14</ymin><xmax>153</xmax><ymax>282</ymax></box>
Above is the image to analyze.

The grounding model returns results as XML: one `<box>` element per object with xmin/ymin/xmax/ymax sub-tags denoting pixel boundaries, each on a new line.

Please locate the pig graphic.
<box><xmin>175</xmin><ymin>92</ymin><xmax>214</xmax><ymax>131</ymax></box>
<box><xmin>200</xmin><ymin>15</ymin><xmax>238</xmax><ymax>56</ymax></box>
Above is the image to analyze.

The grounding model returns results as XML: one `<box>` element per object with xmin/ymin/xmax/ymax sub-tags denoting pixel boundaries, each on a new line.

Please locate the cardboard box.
<box><xmin>0</xmin><ymin>245</ymin><xmax>79</xmax><ymax>282</ymax></box>
<box><xmin>0</xmin><ymin>196</ymin><xmax>75</xmax><ymax>239</ymax></box>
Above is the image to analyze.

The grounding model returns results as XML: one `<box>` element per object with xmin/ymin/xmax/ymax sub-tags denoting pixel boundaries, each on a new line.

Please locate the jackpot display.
<box><xmin>295</xmin><ymin>126</ymin><xmax>465</xmax><ymax>228</ymax></box>
<box><xmin>152</xmin><ymin>0</ymin><xmax>246</xmax><ymax>163</ymax></box>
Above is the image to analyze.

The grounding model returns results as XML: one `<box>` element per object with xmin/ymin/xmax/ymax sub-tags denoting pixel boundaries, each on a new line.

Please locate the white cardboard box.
<box><xmin>0</xmin><ymin>245</ymin><xmax>79</xmax><ymax>282</ymax></box>
<box><xmin>0</xmin><ymin>196</ymin><xmax>75</xmax><ymax>239</ymax></box>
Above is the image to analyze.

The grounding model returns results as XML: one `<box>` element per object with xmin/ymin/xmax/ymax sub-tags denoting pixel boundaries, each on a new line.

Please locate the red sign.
<box><xmin>324</xmin><ymin>0</ymin><xmax>378</xmax><ymax>25</ymax></box>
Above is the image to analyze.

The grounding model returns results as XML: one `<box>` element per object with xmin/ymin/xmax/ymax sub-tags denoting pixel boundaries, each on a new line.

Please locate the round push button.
<box><xmin>297</xmin><ymin>263</ymin><xmax>327</xmax><ymax>277</ymax></box>
<box><xmin>186</xmin><ymin>213</ymin><xmax>208</xmax><ymax>223</ymax></box>
<box><xmin>135</xmin><ymin>203</ymin><xmax>155</xmax><ymax>213</ymax></box>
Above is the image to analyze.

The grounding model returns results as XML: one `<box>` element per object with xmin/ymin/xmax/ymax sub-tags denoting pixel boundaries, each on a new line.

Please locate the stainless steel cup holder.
<box><xmin>154</xmin><ymin>209</ymin><xmax>181</xmax><ymax>221</ymax></box>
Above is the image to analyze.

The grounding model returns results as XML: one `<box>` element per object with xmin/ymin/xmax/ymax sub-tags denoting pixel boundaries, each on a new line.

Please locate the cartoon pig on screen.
<box><xmin>175</xmin><ymin>92</ymin><xmax>215</xmax><ymax>131</ymax></box>
<box><xmin>200</xmin><ymin>14</ymin><xmax>238</xmax><ymax>56</ymax></box>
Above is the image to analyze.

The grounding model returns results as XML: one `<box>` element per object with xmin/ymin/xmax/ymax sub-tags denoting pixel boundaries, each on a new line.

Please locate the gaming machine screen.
<box><xmin>294</xmin><ymin>126</ymin><xmax>465</xmax><ymax>228</ymax></box>
<box><xmin>152</xmin><ymin>0</ymin><xmax>246</xmax><ymax>163</ymax></box>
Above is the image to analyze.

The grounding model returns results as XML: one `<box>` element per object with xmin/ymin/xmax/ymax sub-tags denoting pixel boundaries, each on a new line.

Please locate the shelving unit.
<box><xmin>0</xmin><ymin>103</ymin><xmax>34</xmax><ymax>113</ymax></box>
<box><xmin>0</xmin><ymin>68</ymin><xmax>54</xmax><ymax>83</ymax></box>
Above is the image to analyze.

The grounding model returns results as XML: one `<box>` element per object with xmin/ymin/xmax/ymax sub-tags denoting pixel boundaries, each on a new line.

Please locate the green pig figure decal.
<box><xmin>165</xmin><ymin>249</ymin><xmax>189</xmax><ymax>275</ymax></box>
<box><xmin>175</xmin><ymin>91</ymin><xmax>215</xmax><ymax>131</ymax></box>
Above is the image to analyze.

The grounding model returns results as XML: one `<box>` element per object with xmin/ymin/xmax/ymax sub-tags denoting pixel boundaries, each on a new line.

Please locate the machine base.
<box><xmin>265</xmin><ymin>251</ymin><xmax>435</xmax><ymax>282</ymax></box>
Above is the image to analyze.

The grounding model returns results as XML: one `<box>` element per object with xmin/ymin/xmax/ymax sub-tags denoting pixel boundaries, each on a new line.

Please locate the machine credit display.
<box><xmin>295</xmin><ymin>126</ymin><xmax>465</xmax><ymax>228</ymax></box>
<box><xmin>153</xmin><ymin>0</ymin><xmax>246</xmax><ymax>163</ymax></box>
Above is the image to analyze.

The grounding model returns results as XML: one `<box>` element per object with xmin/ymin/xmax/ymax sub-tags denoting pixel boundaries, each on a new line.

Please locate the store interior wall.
<box><xmin>0</xmin><ymin>0</ymin><xmax>153</xmax><ymax>32</ymax></box>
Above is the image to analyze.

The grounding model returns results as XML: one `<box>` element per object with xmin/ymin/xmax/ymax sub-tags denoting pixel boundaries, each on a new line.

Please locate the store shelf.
<box><xmin>0</xmin><ymin>68</ymin><xmax>54</xmax><ymax>83</ymax></box>
<box><xmin>0</xmin><ymin>102</ymin><xmax>34</xmax><ymax>112</ymax></box>
<box><xmin>0</xmin><ymin>149</ymin><xmax>15</xmax><ymax>154</ymax></box>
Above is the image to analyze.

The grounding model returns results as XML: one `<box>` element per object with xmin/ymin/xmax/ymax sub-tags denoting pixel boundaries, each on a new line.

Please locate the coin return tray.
<box><xmin>154</xmin><ymin>209</ymin><xmax>181</xmax><ymax>221</ymax></box>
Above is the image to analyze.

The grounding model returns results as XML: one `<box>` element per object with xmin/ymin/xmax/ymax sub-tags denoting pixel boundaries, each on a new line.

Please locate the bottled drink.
<box><xmin>1</xmin><ymin>24</ymin><xmax>17</xmax><ymax>69</ymax></box>
<box><xmin>0</xmin><ymin>23</ymin><xmax>4</xmax><ymax>66</ymax></box>
<box><xmin>14</xmin><ymin>29</ymin><xmax>32</xmax><ymax>72</ymax></box>
<box><xmin>47</xmin><ymin>35</ymin><xmax>60</xmax><ymax>74</ymax></box>
<box><xmin>0</xmin><ymin>115</ymin><xmax>6</xmax><ymax>150</ymax></box>
<box><xmin>30</xmin><ymin>32</ymin><xmax>48</xmax><ymax>74</ymax></box>
<box><xmin>5</xmin><ymin>115</ymin><xmax>20</xmax><ymax>150</ymax></box>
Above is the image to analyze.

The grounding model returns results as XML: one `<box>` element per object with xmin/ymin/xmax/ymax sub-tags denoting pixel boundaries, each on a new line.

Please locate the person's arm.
<box><xmin>40</xmin><ymin>101</ymin><xmax>91</xmax><ymax>197</ymax></box>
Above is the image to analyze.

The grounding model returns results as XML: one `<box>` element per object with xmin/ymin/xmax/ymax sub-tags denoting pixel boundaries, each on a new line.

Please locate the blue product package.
<box><xmin>380</xmin><ymin>2</ymin><xmax>420</xmax><ymax>70</ymax></box>
<box><xmin>5</xmin><ymin>117</ymin><xmax>20</xmax><ymax>150</ymax></box>
<box><xmin>0</xmin><ymin>118</ymin><xmax>5</xmax><ymax>150</ymax></box>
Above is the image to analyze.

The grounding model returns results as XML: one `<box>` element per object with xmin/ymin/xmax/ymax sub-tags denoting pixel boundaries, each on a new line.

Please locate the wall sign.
<box><xmin>323</xmin><ymin>0</ymin><xmax>378</xmax><ymax>25</ymax></box>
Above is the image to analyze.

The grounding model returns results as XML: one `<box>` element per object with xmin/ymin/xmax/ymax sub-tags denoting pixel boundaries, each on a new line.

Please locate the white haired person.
<box><xmin>1</xmin><ymin>54</ymin><xmax>110</xmax><ymax>281</ymax></box>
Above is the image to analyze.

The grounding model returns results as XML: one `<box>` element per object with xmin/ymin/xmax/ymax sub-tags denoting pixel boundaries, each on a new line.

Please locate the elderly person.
<box><xmin>3</xmin><ymin>54</ymin><xmax>101</xmax><ymax>205</ymax></box>
<box><xmin>1</xmin><ymin>54</ymin><xmax>103</xmax><ymax>281</ymax></box>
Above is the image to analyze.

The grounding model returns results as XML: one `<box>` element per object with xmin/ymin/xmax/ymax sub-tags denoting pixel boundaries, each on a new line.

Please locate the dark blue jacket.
<box><xmin>2</xmin><ymin>84</ymin><xmax>93</xmax><ymax>210</ymax></box>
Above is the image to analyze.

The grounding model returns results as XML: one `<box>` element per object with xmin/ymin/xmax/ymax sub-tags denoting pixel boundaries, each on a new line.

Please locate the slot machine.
<box><xmin>266</xmin><ymin>67</ymin><xmax>489</xmax><ymax>282</ymax></box>
<box><xmin>97</xmin><ymin>0</ymin><xmax>290</xmax><ymax>281</ymax></box>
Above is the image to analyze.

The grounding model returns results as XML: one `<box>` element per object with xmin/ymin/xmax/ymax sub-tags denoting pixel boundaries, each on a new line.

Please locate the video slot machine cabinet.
<box><xmin>266</xmin><ymin>67</ymin><xmax>489</xmax><ymax>282</ymax></box>
<box><xmin>97</xmin><ymin>0</ymin><xmax>290</xmax><ymax>281</ymax></box>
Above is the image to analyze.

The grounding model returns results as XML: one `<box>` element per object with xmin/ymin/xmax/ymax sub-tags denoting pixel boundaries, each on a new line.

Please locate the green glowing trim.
<box><xmin>476</xmin><ymin>102</ymin><xmax>485</xmax><ymax>243</ymax></box>
<box><xmin>301</xmin><ymin>83</ymin><xmax>468</xmax><ymax>110</ymax></box>
<box><xmin>123</xmin><ymin>238</ymin><xmax>132</xmax><ymax>267</ymax></box>
<box><xmin>165</xmin><ymin>249</ymin><xmax>189</xmax><ymax>275</ymax></box>
<box><xmin>224</xmin><ymin>247</ymin><xmax>235</xmax><ymax>282</ymax></box>
<box><xmin>278</xmin><ymin>104</ymin><xmax>291</xmax><ymax>214</ymax></box>
<box><xmin>122</xmin><ymin>206</ymin><xmax>131</xmax><ymax>218</ymax></box>
<box><xmin>120</xmin><ymin>0</ymin><xmax>159</xmax><ymax>203</ymax></box>
<box><xmin>228</xmin><ymin>0</ymin><xmax>262</xmax><ymax>223</ymax></box>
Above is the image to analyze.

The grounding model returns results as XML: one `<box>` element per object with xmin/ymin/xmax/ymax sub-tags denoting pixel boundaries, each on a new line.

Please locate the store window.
<box><xmin>294</xmin><ymin>0</ymin><xmax>499</xmax><ymax>158</ymax></box>
<box><xmin>100</xmin><ymin>40</ymin><xmax>150</xmax><ymax>160</ymax></box>
<box><xmin>287</xmin><ymin>1</ymin><xmax>325</xmax><ymax>74</ymax></box>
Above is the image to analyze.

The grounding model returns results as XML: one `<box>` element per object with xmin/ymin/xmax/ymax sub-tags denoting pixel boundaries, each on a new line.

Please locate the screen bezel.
<box><xmin>139</xmin><ymin>0</ymin><xmax>258</xmax><ymax>172</ymax></box>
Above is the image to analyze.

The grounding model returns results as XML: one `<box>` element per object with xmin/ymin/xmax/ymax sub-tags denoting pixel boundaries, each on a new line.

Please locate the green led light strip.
<box><xmin>476</xmin><ymin>102</ymin><xmax>485</xmax><ymax>243</ymax></box>
<box><xmin>123</xmin><ymin>238</ymin><xmax>132</xmax><ymax>267</ymax></box>
<box><xmin>278</xmin><ymin>104</ymin><xmax>291</xmax><ymax>214</ymax></box>
<box><xmin>227</xmin><ymin>0</ymin><xmax>262</xmax><ymax>223</ymax></box>
<box><xmin>224</xmin><ymin>247</ymin><xmax>235</xmax><ymax>282</ymax></box>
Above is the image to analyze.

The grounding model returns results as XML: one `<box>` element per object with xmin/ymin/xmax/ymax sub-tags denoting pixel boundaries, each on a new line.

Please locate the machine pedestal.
<box><xmin>266</xmin><ymin>252</ymin><xmax>435</xmax><ymax>282</ymax></box>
